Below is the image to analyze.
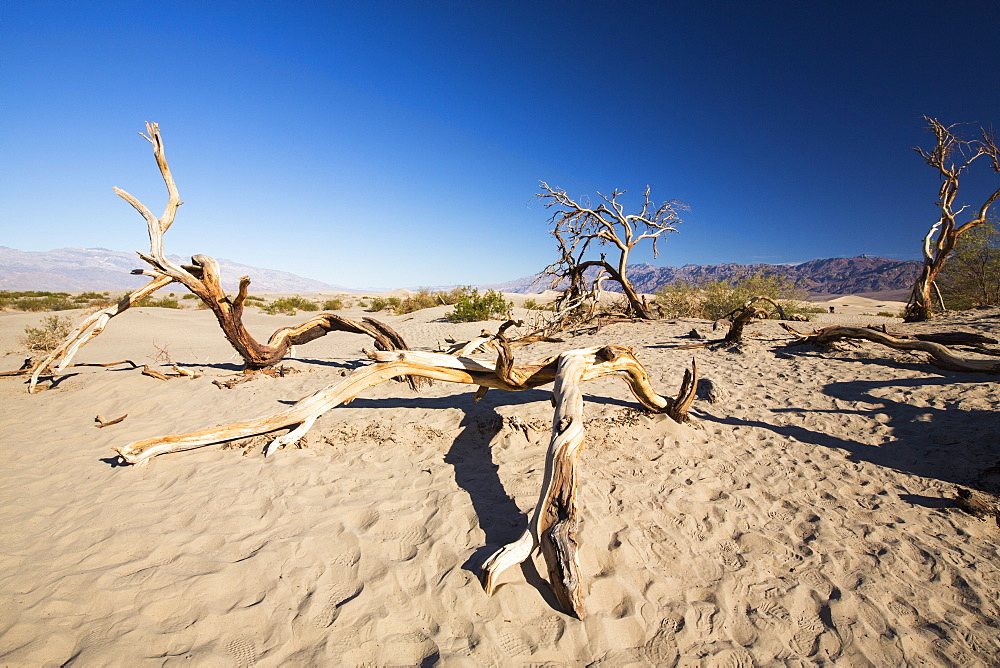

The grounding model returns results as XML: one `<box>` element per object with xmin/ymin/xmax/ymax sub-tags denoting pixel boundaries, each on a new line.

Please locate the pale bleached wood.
<box><xmin>28</xmin><ymin>274</ymin><xmax>175</xmax><ymax>393</ymax></box>
<box><xmin>30</xmin><ymin>123</ymin><xmax>417</xmax><ymax>390</ymax></box>
<box><xmin>112</xmin><ymin>345</ymin><xmax>696</xmax><ymax>618</ymax></box>
<box><xmin>781</xmin><ymin>324</ymin><xmax>1000</xmax><ymax>373</ymax></box>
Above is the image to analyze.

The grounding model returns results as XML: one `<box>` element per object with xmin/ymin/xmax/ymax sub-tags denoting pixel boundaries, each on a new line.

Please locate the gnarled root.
<box><xmin>781</xmin><ymin>323</ymin><xmax>1000</xmax><ymax>373</ymax></box>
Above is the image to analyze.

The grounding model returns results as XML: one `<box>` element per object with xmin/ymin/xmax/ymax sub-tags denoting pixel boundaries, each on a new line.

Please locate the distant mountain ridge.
<box><xmin>486</xmin><ymin>256</ymin><xmax>922</xmax><ymax>297</ymax></box>
<box><xmin>0</xmin><ymin>247</ymin><xmax>345</xmax><ymax>293</ymax></box>
<box><xmin>1</xmin><ymin>247</ymin><xmax>921</xmax><ymax>297</ymax></box>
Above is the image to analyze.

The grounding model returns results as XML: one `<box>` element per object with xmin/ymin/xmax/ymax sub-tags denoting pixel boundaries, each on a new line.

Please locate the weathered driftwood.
<box><xmin>696</xmin><ymin>378</ymin><xmax>724</xmax><ymax>404</ymax></box>
<box><xmin>781</xmin><ymin>323</ymin><xmax>1000</xmax><ymax>373</ymax></box>
<box><xmin>95</xmin><ymin>414</ymin><xmax>128</xmax><ymax>428</ymax></box>
<box><xmin>28</xmin><ymin>123</ymin><xmax>417</xmax><ymax>392</ymax></box>
<box><xmin>0</xmin><ymin>358</ymin><xmax>35</xmax><ymax>377</ymax></box>
<box><xmin>28</xmin><ymin>276</ymin><xmax>174</xmax><ymax>391</ymax></box>
<box><xmin>114</xmin><ymin>345</ymin><xmax>697</xmax><ymax>618</ymax></box>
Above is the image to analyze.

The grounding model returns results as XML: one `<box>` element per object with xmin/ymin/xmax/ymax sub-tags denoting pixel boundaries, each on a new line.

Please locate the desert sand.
<box><xmin>1</xmin><ymin>298</ymin><xmax>998</xmax><ymax>666</ymax></box>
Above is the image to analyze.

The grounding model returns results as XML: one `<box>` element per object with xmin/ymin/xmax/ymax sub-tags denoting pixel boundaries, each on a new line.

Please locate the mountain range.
<box><xmin>0</xmin><ymin>247</ymin><xmax>921</xmax><ymax>298</ymax></box>
<box><xmin>0</xmin><ymin>247</ymin><xmax>343</xmax><ymax>293</ymax></box>
<box><xmin>486</xmin><ymin>256</ymin><xmax>922</xmax><ymax>299</ymax></box>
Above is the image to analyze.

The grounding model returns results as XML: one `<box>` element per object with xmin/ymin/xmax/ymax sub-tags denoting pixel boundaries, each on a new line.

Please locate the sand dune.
<box><xmin>1</xmin><ymin>302</ymin><xmax>998</xmax><ymax>665</ymax></box>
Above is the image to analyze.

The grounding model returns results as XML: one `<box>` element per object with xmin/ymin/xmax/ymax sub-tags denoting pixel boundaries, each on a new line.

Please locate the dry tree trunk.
<box><xmin>670</xmin><ymin>298</ymin><xmax>779</xmax><ymax>350</ymax></box>
<box><xmin>904</xmin><ymin>118</ymin><xmax>1000</xmax><ymax>321</ymax></box>
<box><xmin>113</xmin><ymin>344</ymin><xmax>697</xmax><ymax>619</ymax></box>
<box><xmin>781</xmin><ymin>323</ymin><xmax>1000</xmax><ymax>373</ymax></box>
<box><xmin>28</xmin><ymin>123</ymin><xmax>417</xmax><ymax>391</ymax></box>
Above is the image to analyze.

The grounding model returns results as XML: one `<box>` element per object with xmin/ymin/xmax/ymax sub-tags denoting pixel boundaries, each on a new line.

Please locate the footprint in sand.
<box><xmin>225</xmin><ymin>636</ymin><xmax>257</xmax><ymax>668</ymax></box>
<box><xmin>493</xmin><ymin>624</ymin><xmax>534</xmax><ymax>657</ymax></box>
<box><xmin>798</xmin><ymin>568</ymin><xmax>835</xmax><ymax>600</ymax></box>
<box><xmin>372</xmin><ymin>526</ymin><xmax>429</xmax><ymax>561</ymax></box>
<box><xmin>787</xmin><ymin>586</ymin><xmax>826</xmax><ymax>657</ymax></box>
<box><xmin>312</xmin><ymin>582</ymin><xmax>363</xmax><ymax>629</ymax></box>
<box><xmin>790</xmin><ymin>613</ymin><xmax>823</xmax><ymax>657</ymax></box>
<box><xmin>754</xmin><ymin>599</ymin><xmax>790</xmax><ymax>627</ymax></box>
<box><xmin>854</xmin><ymin>593</ymin><xmax>891</xmax><ymax>637</ymax></box>
<box><xmin>642</xmin><ymin>618</ymin><xmax>680</xmax><ymax>665</ymax></box>
<box><xmin>897</xmin><ymin>540</ymin><xmax>936</xmax><ymax>581</ymax></box>
<box><xmin>528</xmin><ymin>615</ymin><xmax>565</xmax><ymax>648</ymax></box>
<box><xmin>723</xmin><ymin>604</ymin><xmax>757</xmax><ymax>647</ymax></box>
<box><xmin>710</xmin><ymin>646</ymin><xmax>756</xmax><ymax>668</ymax></box>
<box><xmin>718</xmin><ymin>540</ymin><xmax>746</xmax><ymax>572</ymax></box>
<box><xmin>886</xmin><ymin>597</ymin><xmax>921</xmax><ymax>627</ymax></box>
<box><xmin>686</xmin><ymin>600</ymin><xmax>718</xmax><ymax>636</ymax></box>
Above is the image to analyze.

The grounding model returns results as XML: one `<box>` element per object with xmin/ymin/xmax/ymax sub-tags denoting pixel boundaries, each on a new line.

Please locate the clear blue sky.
<box><xmin>3</xmin><ymin>1</ymin><xmax>999</xmax><ymax>289</ymax></box>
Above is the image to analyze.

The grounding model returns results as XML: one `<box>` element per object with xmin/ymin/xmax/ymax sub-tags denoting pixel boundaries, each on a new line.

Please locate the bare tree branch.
<box><xmin>537</xmin><ymin>182</ymin><xmax>686</xmax><ymax>322</ymax></box>
<box><xmin>906</xmin><ymin>117</ymin><xmax>1000</xmax><ymax>320</ymax></box>
<box><xmin>29</xmin><ymin>123</ymin><xmax>420</xmax><ymax>391</ymax></box>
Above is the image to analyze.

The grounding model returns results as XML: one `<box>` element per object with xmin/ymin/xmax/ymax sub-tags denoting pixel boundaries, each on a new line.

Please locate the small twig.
<box><xmin>95</xmin><ymin>414</ymin><xmax>128</xmax><ymax>428</ymax></box>
<box><xmin>141</xmin><ymin>365</ymin><xmax>172</xmax><ymax>381</ymax></box>
<box><xmin>212</xmin><ymin>375</ymin><xmax>254</xmax><ymax>390</ymax></box>
<box><xmin>0</xmin><ymin>358</ymin><xmax>34</xmax><ymax>377</ymax></box>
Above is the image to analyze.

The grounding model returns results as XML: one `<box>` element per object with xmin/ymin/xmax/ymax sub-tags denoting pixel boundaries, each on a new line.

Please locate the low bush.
<box><xmin>938</xmin><ymin>220</ymin><xmax>1000</xmax><ymax>309</ymax></box>
<box><xmin>136</xmin><ymin>295</ymin><xmax>181</xmax><ymax>309</ymax></box>
<box><xmin>394</xmin><ymin>288</ymin><xmax>466</xmax><ymax>314</ymax></box>
<box><xmin>654</xmin><ymin>272</ymin><xmax>818</xmax><ymax>321</ymax></box>
<box><xmin>182</xmin><ymin>293</ymin><xmax>199</xmax><ymax>300</ymax></box>
<box><xmin>261</xmin><ymin>296</ymin><xmax>319</xmax><ymax>315</ymax></box>
<box><xmin>396</xmin><ymin>290</ymin><xmax>440</xmax><ymax>314</ymax></box>
<box><xmin>367</xmin><ymin>296</ymin><xmax>402</xmax><ymax>312</ymax></box>
<box><xmin>523</xmin><ymin>298</ymin><xmax>555</xmax><ymax>311</ymax></box>
<box><xmin>322</xmin><ymin>298</ymin><xmax>344</xmax><ymax>311</ymax></box>
<box><xmin>20</xmin><ymin>315</ymin><xmax>72</xmax><ymax>352</ymax></box>
<box><xmin>11</xmin><ymin>296</ymin><xmax>78</xmax><ymax>311</ymax></box>
<box><xmin>445</xmin><ymin>288</ymin><xmax>513</xmax><ymax>322</ymax></box>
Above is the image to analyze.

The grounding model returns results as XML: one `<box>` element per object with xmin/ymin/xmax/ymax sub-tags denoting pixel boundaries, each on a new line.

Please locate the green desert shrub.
<box><xmin>73</xmin><ymin>291</ymin><xmax>109</xmax><ymax>303</ymax></box>
<box><xmin>523</xmin><ymin>298</ymin><xmax>555</xmax><ymax>311</ymax></box>
<box><xmin>261</xmin><ymin>296</ymin><xmax>320</xmax><ymax>315</ymax></box>
<box><xmin>136</xmin><ymin>295</ymin><xmax>181</xmax><ymax>309</ymax></box>
<box><xmin>20</xmin><ymin>315</ymin><xmax>72</xmax><ymax>352</ymax></box>
<box><xmin>445</xmin><ymin>288</ymin><xmax>513</xmax><ymax>322</ymax></box>
<box><xmin>396</xmin><ymin>290</ymin><xmax>439</xmax><ymax>314</ymax></box>
<box><xmin>367</xmin><ymin>296</ymin><xmax>401</xmax><ymax>312</ymax></box>
<box><xmin>938</xmin><ymin>220</ymin><xmax>1000</xmax><ymax>309</ymax></box>
<box><xmin>12</xmin><ymin>295</ymin><xmax>77</xmax><ymax>311</ymax></box>
<box><xmin>655</xmin><ymin>272</ymin><xmax>817</xmax><ymax>320</ymax></box>
<box><xmin>322</xmin><ymin>298</ymin><xmax>344</xmax><ymax>311</ymax></box>
<box><xmin>394</xmin><ymin>288</ymin><xmax>466</xmax><ymax>314</ymax></box>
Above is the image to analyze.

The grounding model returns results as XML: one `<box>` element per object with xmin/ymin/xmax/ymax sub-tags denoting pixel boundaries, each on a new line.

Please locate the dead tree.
<box><xmin>905</xmin><ymin>117</ymin><xmax>1000</xmax><ymax>321</ymax></box>
<box><xmin>538</xmin><ymin>182</ymin><xmax>686</xmax><ymax>321</ymax></box>
<box><xmin>29</xmin><ymin>123</ymin><xmax>416</xmax><ymax>393</ymax></box>
<box><xmin>668</xmin><ymin>296</ymin><xmax>787</xmax><ymax>349</ymax></box>
<box><xmin>113</xmin><ymin>343</ymin><xmax>698</xmax><ymax>619</ymax></box>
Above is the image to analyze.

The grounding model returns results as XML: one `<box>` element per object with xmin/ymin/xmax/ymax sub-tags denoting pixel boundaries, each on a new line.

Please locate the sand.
<box><xmin>1</xmin><ymin>299</ymin><xmax>999</xmax><ymax>665</ymax></box>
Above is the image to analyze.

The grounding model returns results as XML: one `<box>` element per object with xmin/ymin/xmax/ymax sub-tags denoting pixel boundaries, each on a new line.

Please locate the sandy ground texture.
<box><xmin>0</xmin><ymin>301</ymin><xmax>998</xmax><ymax>666</ymax></box>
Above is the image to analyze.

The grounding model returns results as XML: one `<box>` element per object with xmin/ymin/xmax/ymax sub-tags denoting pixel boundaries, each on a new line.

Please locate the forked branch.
<box><xmin>29</xmin><ymin>123</ymin><xmax>418</xmax><ymax>391</ymax></box>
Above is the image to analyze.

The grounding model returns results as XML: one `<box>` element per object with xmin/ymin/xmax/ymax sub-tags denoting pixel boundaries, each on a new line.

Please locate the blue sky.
<box><xmin>2</xmin><ymin>1</ymin><xmax>999</xmax><ymax>289</ymax></box>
